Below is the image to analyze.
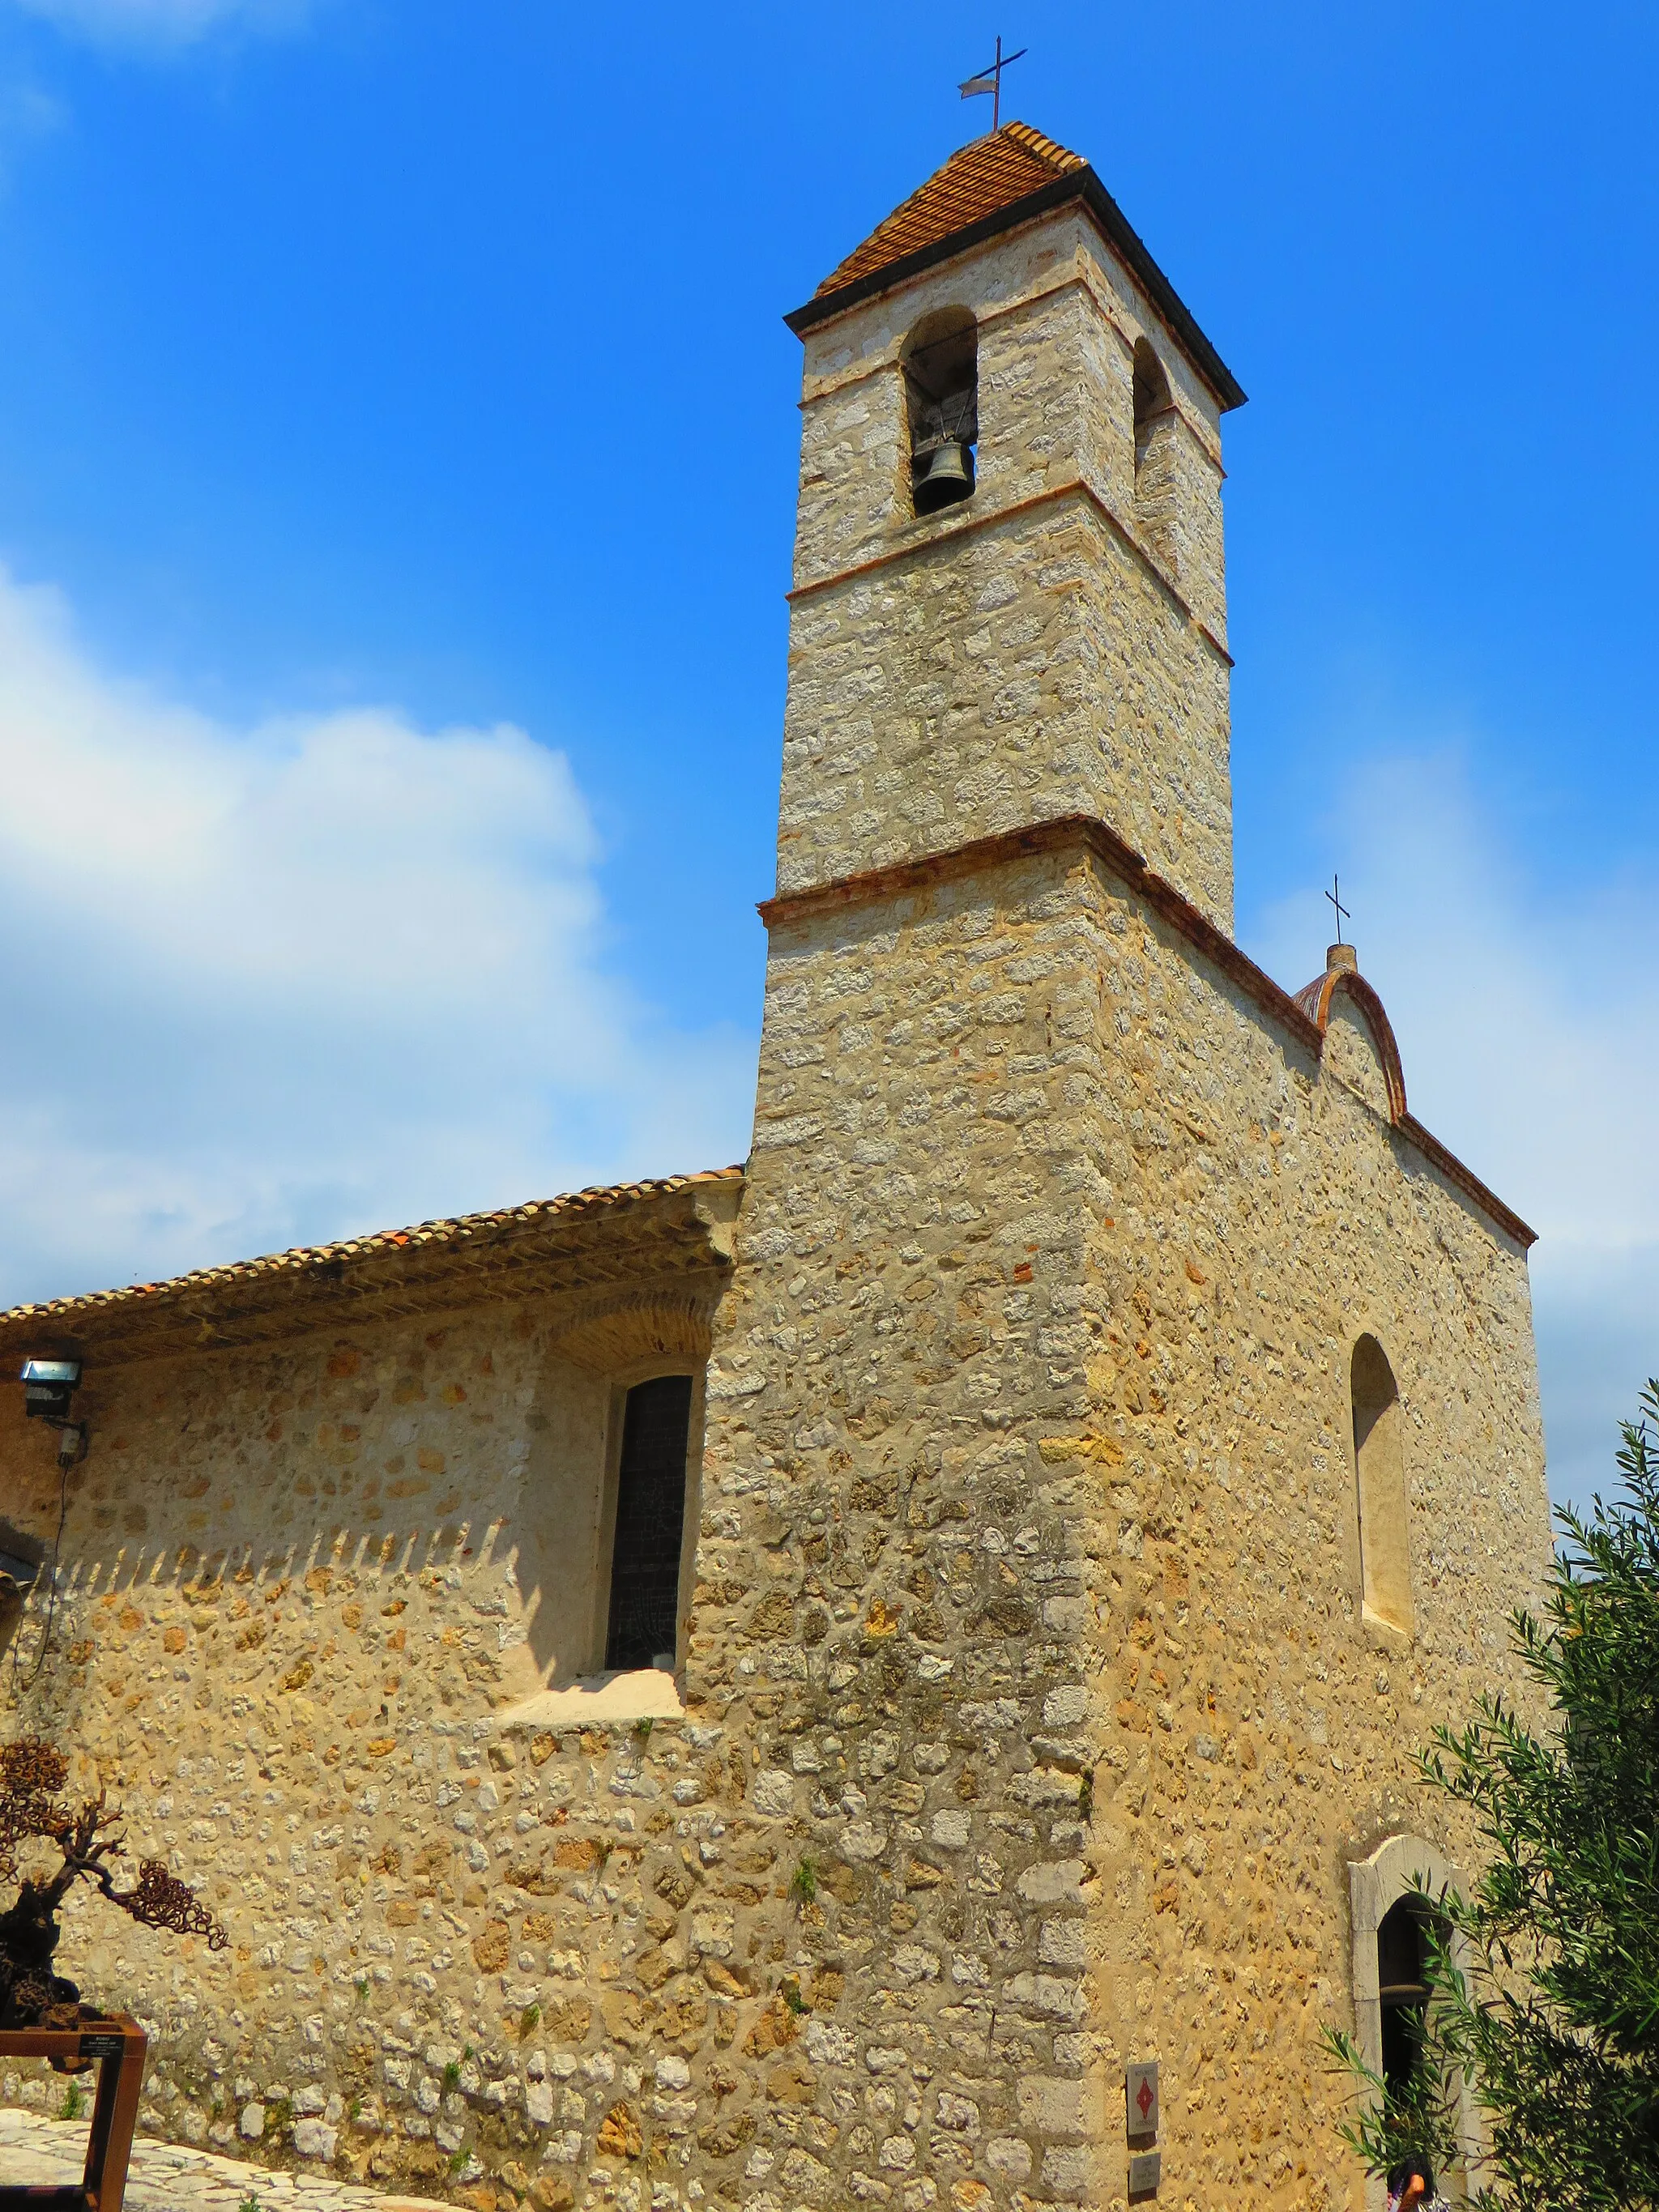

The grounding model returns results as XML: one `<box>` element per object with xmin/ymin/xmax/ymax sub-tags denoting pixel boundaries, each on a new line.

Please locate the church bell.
<box><xmin>914</xmin><ymin>437</ymin><xmax>973</xmax><ymax>514</ymax></box>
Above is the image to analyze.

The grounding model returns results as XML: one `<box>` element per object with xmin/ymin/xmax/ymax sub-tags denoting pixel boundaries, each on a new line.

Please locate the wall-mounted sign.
<box><xmin>1126</xmin><ymin>2059</ymin><xmax>1159</xmax><ymax>2137</ymax></box>
<box><xmin>1128</xmin><ymin>2150</ymin><xmax>1162</xmax><ymax>2200</ymax></box>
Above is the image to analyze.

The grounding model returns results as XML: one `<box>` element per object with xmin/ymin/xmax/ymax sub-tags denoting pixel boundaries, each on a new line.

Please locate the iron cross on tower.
<box><xmin>1326</xmin><ymin>875</ymin><xmax>1351</xmax><ymax>944</ymax></box>
<box><xmin>960</xmin><ymin>36</ymin><xmax>1027</xmax><ymax>132</ymax></box>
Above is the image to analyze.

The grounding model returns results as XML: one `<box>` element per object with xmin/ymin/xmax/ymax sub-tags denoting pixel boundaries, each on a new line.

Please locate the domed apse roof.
<box><xmin>1294</xmin><ymin>955</ymin><xmax>1408</xmax><ymax>1123</ymax></box>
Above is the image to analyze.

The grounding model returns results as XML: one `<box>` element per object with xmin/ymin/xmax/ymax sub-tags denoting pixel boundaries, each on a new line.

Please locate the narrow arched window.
<box><xmin>603</xmin><ymin>1374</ymin><xmax>693</xmax><ymax>1673</ymax></box>
<box><xmin>1352</xmin><ymin>1335</ymin><xmax>1413</xmax><ymax>1634</ymax></box>
<box><xmin>1350</xmin><ymin>1837</ymin><xmax>1477</xmax><ymax>2192</ymax></box>
<box><xmin>903</xmin><ymin>307</ymin><xmax>977</xmax><ymax>518</ymax></box>
<box><xmin>1132</xmin><ymin>337</ymin><xmax>1177</xmax><ymax>563</ymax></box>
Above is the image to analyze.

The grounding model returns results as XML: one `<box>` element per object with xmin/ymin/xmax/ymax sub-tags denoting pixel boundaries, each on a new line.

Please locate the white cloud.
<box><xmin>1244</xmin><ymin>750</ymin><xmax>1659</xmax><ymax>1518</ymax></box>
<box><xmin>3</xmin><ymin>571</ymin><xmax>1629</xmax><ymax>1517</ymax></box>
<box><xmin>6</xmin><ymin>0</ymin><xmax>308</xmax><ymax>47</ymax></box>
<box><xmin>0</xmin><ymin>565</ymin><xmax>756</xmax><ymax>1308</ymax></box>
<box><xmin>0</xmin><ymin>75</ymin><xmax>65</xmax><ymax>190</ymax></box>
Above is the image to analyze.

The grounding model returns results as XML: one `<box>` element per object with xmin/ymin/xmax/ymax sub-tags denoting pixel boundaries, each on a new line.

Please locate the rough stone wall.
<box><xmin>1067</xmin><ymin>869</ymin><xmax>1549</xmax><ymax>2208</ymax></box>
<box><xmin>0</xmin><ymin>874</ymin><xmax>1550</xmax><ymax>2212</ymax></box>
<box><xmin>697</xmin><ymin>843</ymin><xmax>1124</xmax><ymax>2212</ymax></box>
<box><xmin>780</xmin><ymin>495</ymin><xmax>1233</xmax><ymax>936</ymax></box>
<box><xmin>697</xmin><ymin>841</ymin><xmax>1551</xmax><ymax>2212</ymax></box>
<box><xmin>0</xmin><ymin>1276</ymin><xmax>761</xmax><ymax>2210</ymax></box>
<box><xmin>784</xmin><ymin>209</ymin><xmax>1234</xmax><ymax>931</ymax></box>
<box><xmin>1132</xmin><ymin>409</ymin><xmax>1226</xmax><ymax>646</ymax></box>
<box><xmin>0</xmin><ymin>832</ymin><xmax>1549</xmax><ymax>2212</ymax></box>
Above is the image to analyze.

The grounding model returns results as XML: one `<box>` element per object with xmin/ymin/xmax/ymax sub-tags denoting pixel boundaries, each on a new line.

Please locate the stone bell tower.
<box><xmin>693</xmin><ymin>121</ymin><xmax>1260</xmax><ymax>2210</ymax></box>
<box><xmin>694</xmin><ymin>121</ymin><xmax>1545</xmax><ymax>2212</ymax></box>
<box><xmin>774</xmin><ymin>121</ymin><xmax>1245</xmax><ymax>932</ymax></box>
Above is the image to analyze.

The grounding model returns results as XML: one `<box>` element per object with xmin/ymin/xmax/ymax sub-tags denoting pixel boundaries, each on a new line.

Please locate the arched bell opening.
<box><xmin>1132</xmin><ymin>337</ymin><xmax>1174</xmax><ymax>474</ymax></box>
<box><xmin>903</xmin><ymin>306</ymin><xmax>978</xmax><ymax>518</ymax></box>
<box><xmin>1132</xmin><ymin>336</ymin><xmax>1179</xmax><ymax>567</ymax></box>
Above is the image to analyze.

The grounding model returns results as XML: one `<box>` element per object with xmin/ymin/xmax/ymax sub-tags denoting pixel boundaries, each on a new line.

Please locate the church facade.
<box><xmin>0</xmin><ymin>126</ymin><xmax>1551</xmax><ymax>2212</ymax></box>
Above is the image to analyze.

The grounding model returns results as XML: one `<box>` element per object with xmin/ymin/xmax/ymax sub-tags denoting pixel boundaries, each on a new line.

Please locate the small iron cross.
<box><xmin>960</xmin><ymin>35</ymin><xmax>1027</xmax><ymax>131</ymax></box>
<box><xmin>1325</xmin><ymin>874</ymin><xmax>1350</xmax><ymax>941</ymax></box>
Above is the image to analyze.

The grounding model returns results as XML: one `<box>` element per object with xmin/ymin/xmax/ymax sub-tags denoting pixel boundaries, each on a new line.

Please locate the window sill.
<box><xmin>501</xmin><ymin>1669</ymin><xmax>685</xmax><ymax>1729</ymax></box>
<box><xmin>1361</xmin><ymin>1603</ymin><xmax>1414</xmax><ymax>1654</ymax></box>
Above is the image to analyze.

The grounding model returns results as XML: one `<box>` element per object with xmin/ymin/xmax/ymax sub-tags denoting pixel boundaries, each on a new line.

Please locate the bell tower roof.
<box><xmin>786</xmin><ymin>120</ymin><xmax>1246</xmax><ymax>414</ymax></box>
<box><xmin>810</xmin><ymin>122</ymin><xmax>1085</xmax><ymax>296</ymax></box>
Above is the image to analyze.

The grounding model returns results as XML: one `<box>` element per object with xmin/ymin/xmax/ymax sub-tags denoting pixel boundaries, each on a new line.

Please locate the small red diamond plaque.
<box><xmin>1126</xmin><ymin>2059</ymin><xmax>1159</xmax><ymax>2138</ymax></box>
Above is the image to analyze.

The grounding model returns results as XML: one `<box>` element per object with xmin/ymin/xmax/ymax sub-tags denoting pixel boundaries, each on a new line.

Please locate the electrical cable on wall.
<box><xmin>10</xmin><ymin>1425</ymin><xmax>83</xmax><ymax>1694</ymax></box>
<box><xmin>9</xmin><ymin>1355</ymin><xmax>87</xmax><ymax>1694</ymax></box>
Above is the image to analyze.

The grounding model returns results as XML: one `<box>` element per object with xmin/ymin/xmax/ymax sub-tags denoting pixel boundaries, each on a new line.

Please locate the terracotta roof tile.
<box><xmin>0</xmin><ymin>1167</ymin><xmax>746</xmax><ymax>1337</ymax></box>
<box><xmin>791</xmin><ymin>119</ymin><xmax>1247</xmax><ymax>414</ymax></box>
<box><xmin>816</xmin><ymin>122</ymin><xmax>1085</xmax><ymax>299</ymax></box>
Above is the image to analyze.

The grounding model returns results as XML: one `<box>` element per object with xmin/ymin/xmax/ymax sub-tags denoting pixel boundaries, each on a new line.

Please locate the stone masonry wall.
<box><xmin>0</xmin><ymin>863</ymin><xmax>1550</xmax><ymax>2212</ymax></box>
<box><xmin>697</xmin><ymin>839</ymin><xmax>1551</xmax><ymax>2212</ymax></box>
<box><xmin>0</xmin><ymin>1268</ymin><xmax>793</xmax><ymax>2212</ymax></box>
<box><xmin>784</xmin><ymin>208</ymin><xmax>1233</xmax><ymax>931</ymax></box>
<box><xmin>794</xmin><ymin>210</ymin><xmax>1226</xmax><ymax>601</ymax></box>
<box><xmin>780</xmin><ymin>493</ymin><xmax>1233</xmax><ymax>938</ymax></box>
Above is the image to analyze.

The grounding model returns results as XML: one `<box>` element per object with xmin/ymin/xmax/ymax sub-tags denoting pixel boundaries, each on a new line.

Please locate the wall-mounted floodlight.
<box><xmin>19</xmin><ymin>1357</ymin><xmax>80</xmax><ymax>1421</ymax></box>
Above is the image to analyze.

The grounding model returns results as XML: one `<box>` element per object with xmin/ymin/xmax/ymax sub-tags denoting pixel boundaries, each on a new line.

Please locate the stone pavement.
<box><xmin>0</xmin><ymin>2106</ymin><xmax>451</xmax><ymax>2210</ymax></box>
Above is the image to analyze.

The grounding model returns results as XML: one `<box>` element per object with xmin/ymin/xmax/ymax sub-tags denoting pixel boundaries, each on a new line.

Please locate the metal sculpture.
<box><xmin>0</xmin><ymin>1739</ymin><xmax>227</xmax><ymax>2049</ymax></box>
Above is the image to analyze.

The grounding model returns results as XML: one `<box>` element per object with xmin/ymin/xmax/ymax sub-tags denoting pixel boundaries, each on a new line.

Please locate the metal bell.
<box><xmin>914</xmin><ymin>438</ymin><xmax>973</xmax><ymax>514</ymax></box>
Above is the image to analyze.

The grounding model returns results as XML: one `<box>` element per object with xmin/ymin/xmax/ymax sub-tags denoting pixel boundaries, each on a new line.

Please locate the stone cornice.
<box><xmin>758</xmin><ymin>816</ymin><xmax>1536</xmax><ymax>1252</ymax></box>
<box><xmin>787</xmin><ymin>475</ymin><xmax>1232</xmax><ymax>667</ymax></box>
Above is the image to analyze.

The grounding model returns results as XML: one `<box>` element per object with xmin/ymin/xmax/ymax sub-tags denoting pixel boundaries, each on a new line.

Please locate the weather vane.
<box><xmin>1326</xmin><ymin>874</ymin><xmax>1351</xmax><ymax>944</ymax></box>
<box><xmin>960</xmin><ymin>36</ymin><xmax>1027</xmax><ymax>133</ymax></box>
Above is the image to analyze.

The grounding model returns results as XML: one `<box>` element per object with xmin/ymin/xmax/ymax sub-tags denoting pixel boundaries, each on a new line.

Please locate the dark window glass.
<box><xmin>604</xmin><ymin>1375</ymin><xmax>693</xmax><ymax>1673</ymax></box>
<box><xmin>1378</xmin><ymin>1897</ymin><xmax>1431</xmax><ymax>2097</ymax></box>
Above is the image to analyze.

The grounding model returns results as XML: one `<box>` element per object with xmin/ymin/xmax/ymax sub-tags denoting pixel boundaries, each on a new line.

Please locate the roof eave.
<box><xmin>785</xmin><ymin>165</ymin><xmax>1247</xmax><ymax>415</ymax></box>
<box><xmin>757</xmin><ymin>819</ymin><xmax>1533</xmax><ymax>1254</ymax></box>
<box><xmin>0</xmin><ymin>1170</ymin><xmax>747</xmax><ymax>1370</ymax></box>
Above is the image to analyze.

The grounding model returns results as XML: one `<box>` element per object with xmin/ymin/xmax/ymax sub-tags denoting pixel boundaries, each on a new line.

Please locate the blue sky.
<box><xmin>0</xmin><ymin>0</ymin><xmax>1653</xmax><ymax>1512</ymax></box>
